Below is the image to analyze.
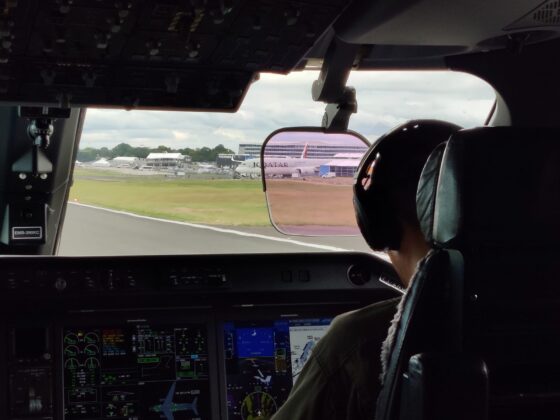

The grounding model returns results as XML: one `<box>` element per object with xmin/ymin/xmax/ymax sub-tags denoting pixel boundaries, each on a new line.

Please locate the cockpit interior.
<box><xmin>0</xmin><ymin>1</ymin><xmax>560</xmax><ymax>419</ymax></box>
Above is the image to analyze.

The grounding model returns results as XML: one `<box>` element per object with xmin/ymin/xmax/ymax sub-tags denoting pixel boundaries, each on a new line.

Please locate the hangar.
<box><xmin>319</xmin><ymin>159</ymin><xmax>361</xmax><ymax>177</ymax></box>
<box><xmin>319</xmin><ymin>153</ymin><xmax>363</xmax><ymax>177</ymax></box>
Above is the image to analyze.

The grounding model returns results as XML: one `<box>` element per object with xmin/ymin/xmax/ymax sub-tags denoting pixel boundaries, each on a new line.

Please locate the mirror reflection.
<box><xmin>260</xmin><ymin>130</ymin><xmax>369</xmax><ymax>236</ymax></box>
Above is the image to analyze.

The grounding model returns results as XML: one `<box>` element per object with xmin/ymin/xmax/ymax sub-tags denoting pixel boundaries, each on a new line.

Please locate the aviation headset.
<box><xmin>353</xmin><ymin>120</ymin><xmax>462</xmax><ymax>251</ymax></box>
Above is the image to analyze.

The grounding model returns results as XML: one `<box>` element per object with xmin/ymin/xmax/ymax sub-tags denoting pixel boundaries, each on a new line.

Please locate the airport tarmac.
<box><xmin>58</xmin><ymin>203</ymin><xmax>378</xmax><ymax>256</ymax></box>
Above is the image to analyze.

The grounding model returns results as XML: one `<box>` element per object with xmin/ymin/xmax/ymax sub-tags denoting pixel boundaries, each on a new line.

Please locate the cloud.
<box><xmin>172</xmin><ymin>131</ymin><xmax>189</xmax><ymax>140</ymax></box>
<box><xmin>80</xmin><ymin>71</ymin><xmax>495</xmax><ymax>151</ymax></box>
<box><xmin>213</xmin><ymin>128</ymin><xmax>246</xmax><ymax>141</ymax></box>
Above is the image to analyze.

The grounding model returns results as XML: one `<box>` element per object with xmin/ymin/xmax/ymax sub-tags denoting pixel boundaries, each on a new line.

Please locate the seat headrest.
<box><xmin>417</xmin><ymin>127</ymin><xmax>560</xmax><ymax>249</ymax></box>
<box><xmin>416</xmin><ymin>142</ymin><xmax>448</xmax><ymax>244</ymax></box>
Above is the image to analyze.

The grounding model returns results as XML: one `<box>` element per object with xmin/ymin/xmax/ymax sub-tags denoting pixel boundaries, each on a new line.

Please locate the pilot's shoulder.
<box><xmin>330</xmin><ymin>297</ymin><xmax>401</xmax><ymax>336</ymax></box>
<box><xmin>313</xmin><ymin>296</ymin><xmax>401</xmax><ymax>364</ymax></box>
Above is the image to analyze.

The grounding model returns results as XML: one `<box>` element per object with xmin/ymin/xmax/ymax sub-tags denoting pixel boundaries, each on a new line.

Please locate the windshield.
<box><xmin>58</xmin><ymin>71</ymin><xmax>495</xmax><ymax>256</ymax></box>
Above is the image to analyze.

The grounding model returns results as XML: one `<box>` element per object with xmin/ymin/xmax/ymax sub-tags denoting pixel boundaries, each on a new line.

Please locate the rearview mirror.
<box><xmin>260</xmin><ymin>128</ymin><xmax>370</xmax><ymax>236</ymax></box>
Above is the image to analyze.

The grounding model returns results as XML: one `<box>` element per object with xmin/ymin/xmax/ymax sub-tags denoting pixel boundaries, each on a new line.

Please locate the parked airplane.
<box><xmin>233</xmin><ymin>144</ymin><xmax>327</xmax><ymax>178</ymax></box>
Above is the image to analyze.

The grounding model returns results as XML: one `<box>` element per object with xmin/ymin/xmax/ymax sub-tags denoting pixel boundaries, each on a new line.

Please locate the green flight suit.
<box><xmin>271</xmin><ymin>297</ymin><xmax>400</xmax><ymax>420</ymax></box>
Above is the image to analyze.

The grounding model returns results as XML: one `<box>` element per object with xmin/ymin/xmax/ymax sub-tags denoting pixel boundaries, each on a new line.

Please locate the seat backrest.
<box><xmin>376</xmin><ymin>127</ymin><xmax>560</xmax><ymax>420</ymax></box>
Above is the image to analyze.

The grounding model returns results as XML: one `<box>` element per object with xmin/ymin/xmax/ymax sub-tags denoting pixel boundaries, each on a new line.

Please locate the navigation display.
<box><xmin>63</xmin><ymin>324</ymin><xmax>209</xmax><ymax>420</ymax></box>
<box><xmin>223</xmin><ymin>318</ymin><xmax>331</xmax><ymax>419</ymax></box>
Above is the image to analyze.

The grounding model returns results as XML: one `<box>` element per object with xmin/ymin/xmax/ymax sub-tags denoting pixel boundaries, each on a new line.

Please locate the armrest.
<box><xmin>399</xmin><ymin>352</ymin><xmax>489</xmax><ymax>420</ymax></box>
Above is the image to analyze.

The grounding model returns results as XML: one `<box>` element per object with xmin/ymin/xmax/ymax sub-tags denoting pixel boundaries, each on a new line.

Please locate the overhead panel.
<box><xmin>505</xmin><ymin>0</ymin><xmax>560</xmax><ymax>30</ymax></box>
<box><xmin>0</xmin><ymin>0</ymin><xmax>349</xmax><ymax>110</ymax></box>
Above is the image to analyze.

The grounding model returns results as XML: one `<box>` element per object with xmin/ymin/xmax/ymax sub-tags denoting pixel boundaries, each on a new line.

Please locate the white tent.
<box><xmin>91</xmin><ymin>158</ymin><xmax>111</xmax><ymax>167</ymax></box>
<box><xmin>111</xmin><ymin>156</ymin><xmax>140</xmax><ymax>167</ymax></box>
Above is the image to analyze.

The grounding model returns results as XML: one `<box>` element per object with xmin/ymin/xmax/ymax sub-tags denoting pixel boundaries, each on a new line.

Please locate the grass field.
<box><xmin>70</xmin><ymin>168</ymin><xmax>270</xmax><ymax>226</ymax></box>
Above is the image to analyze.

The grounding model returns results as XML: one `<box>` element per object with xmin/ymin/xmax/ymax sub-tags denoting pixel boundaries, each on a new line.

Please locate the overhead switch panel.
<box><xmin>0</xmin><ymin>0</ymin><xmax>348</xmax><ymax>110</ymax></box>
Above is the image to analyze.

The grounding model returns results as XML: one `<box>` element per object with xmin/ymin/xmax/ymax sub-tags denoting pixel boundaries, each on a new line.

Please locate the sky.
<box><xmin>80</xmin><ymin>71</ymin><xmax>495</xmax><ymax>152</ymax></box>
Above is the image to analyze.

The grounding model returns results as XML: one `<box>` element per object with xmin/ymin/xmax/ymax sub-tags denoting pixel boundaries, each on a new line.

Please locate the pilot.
<box><xmin>271</xmin><ymin>120</ymin><xmax>461</xmax><ymax>420</ymax></box>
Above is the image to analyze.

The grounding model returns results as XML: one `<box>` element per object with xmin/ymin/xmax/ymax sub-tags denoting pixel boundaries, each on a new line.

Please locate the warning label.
<box><xmin>12</xmin><ymin>226</ymin><xmax>43</xmax><ymax>240</ymax></box>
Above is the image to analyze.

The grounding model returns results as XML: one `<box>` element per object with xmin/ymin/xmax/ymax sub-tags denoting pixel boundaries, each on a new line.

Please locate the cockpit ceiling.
<box><xmin>335</xmin><ymin>0</ymin><xmax>560</xmax><ymax>66</ymax></box>
<box><xmin>0</xmin><ymin>0</ymin><xmax>559</xmax><ymax>110</ymax></box>
<box><xmin>0</xmin><ymin>0</ymin><xmax>349</xmax><ymax>111</ymax></box>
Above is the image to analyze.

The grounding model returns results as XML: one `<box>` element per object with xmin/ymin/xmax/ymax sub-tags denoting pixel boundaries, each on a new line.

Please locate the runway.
<box><xmin>58</xmin><ymin>203</ymin><xmax>375</xmax><ymax>256</ymax></box>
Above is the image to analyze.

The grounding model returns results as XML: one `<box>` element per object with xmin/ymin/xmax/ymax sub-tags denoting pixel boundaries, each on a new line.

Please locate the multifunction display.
<box><xmin>63</xmin><ymin>324</ymin><xmax>209</xmax><ymax>419</ymax></box>
<box><xmin>224</xmin><ymin>318</ymin><xmax>331</xmax><ymax>419</ymax></box>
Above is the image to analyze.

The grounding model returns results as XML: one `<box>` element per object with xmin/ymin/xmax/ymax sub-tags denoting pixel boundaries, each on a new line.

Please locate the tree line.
<box><xmin>77</xmin><ymin>143</ymin><xmax>235</xmax><ymax>163</ymax></box>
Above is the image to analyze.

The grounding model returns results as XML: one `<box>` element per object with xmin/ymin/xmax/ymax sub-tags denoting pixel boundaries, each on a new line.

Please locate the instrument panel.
<box><xmin>62</xmin><ymin>324</ymin><xmax>210</xmax><ymax>419</ymax></box>
<box><xmin>0</xmin><ymin>252</ymin><xmax>399</xmax><ymax>419</ymax></box>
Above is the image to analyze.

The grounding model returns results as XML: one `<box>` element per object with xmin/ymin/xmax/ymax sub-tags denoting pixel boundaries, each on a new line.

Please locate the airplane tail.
<box><xmin>300</xmin><ymin>143</ymin><xmax>308</xmax><ymax>159</ymax></box>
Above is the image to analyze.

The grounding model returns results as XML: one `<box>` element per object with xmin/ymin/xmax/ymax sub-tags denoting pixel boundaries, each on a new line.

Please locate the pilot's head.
<box><xmin>354</xmin><ymin>120</ymin><xmax>461</xmax><ymax>283</ymax></box>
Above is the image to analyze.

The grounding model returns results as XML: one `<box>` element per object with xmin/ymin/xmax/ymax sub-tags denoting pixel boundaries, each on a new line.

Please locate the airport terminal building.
<box><xmin>238</xmin><ymin>144</ymin><xmax>261</xmax><ymax>157</ymax></box>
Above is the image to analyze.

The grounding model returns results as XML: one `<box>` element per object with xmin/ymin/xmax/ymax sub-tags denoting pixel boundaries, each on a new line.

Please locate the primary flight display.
<box><xmin>223</xmin><ymin>318</ymin><xmax>331</xmax><ymax>420</ymax></box>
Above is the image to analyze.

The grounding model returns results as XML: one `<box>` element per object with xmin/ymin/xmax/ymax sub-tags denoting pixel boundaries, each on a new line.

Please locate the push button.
<box><xmin>281</xmin><ymin>270</ymin><xmax>293</xmax><ymax>283</ymax></box>
<box><xmin>298</xmin><ymin>270</ymin><xmax>310</xmax><ymax>283</ymax></box>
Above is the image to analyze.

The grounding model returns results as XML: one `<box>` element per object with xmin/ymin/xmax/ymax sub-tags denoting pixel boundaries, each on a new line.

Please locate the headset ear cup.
<box><xmin>354</xmin><ymin>186</ymin><xmax>402</xmax><ymax>251</ymax></box>
<box><xmin>370</xmin><ymin>189</ymin><xmax>402</xmax><ymax>251</ymax></box>
<box><xmin>353</xmin><ymin>155</ymin><xmax>402</xmax><ymax>251</ymax></box>
<box><xmin>353</xmin><ymin>195</ymin><xmax>374</xmax><ymax>248</ymax></box>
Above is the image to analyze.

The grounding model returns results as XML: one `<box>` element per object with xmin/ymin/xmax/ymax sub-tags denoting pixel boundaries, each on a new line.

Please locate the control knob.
<box><xmin>347</xmin><ymin>265</ymin><xmax>371</xmax><ymax>286</ymax></box>
<box><xmin>54</xmin><ymin>277</ymin><xmax>67</xmax><ymax>291</ymax></box>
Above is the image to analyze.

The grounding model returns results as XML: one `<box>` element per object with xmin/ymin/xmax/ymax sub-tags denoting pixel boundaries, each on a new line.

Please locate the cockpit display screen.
<box><xmin>63</xmin><ymin>323</ymin><xmax>209</xmax><ymax>419</ymax></box>
<box><xmin>223</xmin><ymin>318</ymin><xmax>331</xmax><ymax>419</ymax></box>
